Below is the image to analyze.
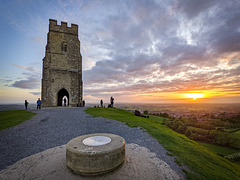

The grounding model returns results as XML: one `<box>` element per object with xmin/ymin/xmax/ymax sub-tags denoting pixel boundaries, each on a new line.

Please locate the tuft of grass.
<box><xmin>85</xmin><ymin>108</ymin><xmax>240</xmax><ymax>180</ymax></box>
<box><xmin>0</xmin><ymin>110</ymin><xmax>36</xmax><ymax>130</ymax></box>
<box><xmin>166</xmin><ymin>152</ymin><xmax>174</xmax><ymax>156</ymax></box>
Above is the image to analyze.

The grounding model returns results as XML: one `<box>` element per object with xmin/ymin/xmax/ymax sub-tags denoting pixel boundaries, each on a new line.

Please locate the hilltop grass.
<box><xmin>0</xmin><ymin>110</ymin><xmax>36</xmax><ymax>130</ymax></box>
<box><xmin>85</xmin><ymin>108</ymin><xmax>240</xmax><ymax>180</ymax></box>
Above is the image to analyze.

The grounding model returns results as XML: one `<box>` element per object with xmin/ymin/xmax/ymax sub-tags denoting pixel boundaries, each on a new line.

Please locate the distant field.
<box><xmin>228</xmin><ymin>129</ymin><xmax>240</xmax><ymax>150</ymax></box>
<box><xmin>86</xmin><ymin>108</ymin><xmax>240</xmax><ymax>180</ymax></box>
<box><xmin>231</xmin><ymin>130</ymin><xmax>240</xmax><ymax>139</ymax></box>
<box><xmin>224</xmin><ymin>128</ymin><xmax>240</xmax><ymax>133</ymax></box>
<box><xmin>0</xmin><ymin>110</ymin><xmax>36</xmax><ymax>130</ymax></box>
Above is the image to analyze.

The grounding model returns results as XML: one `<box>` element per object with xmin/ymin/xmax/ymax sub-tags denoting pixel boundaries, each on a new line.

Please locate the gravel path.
<box><xmin>0</xmin><ymin>107</ymin><xmax>185</xmax><ymax>179</ymax></box>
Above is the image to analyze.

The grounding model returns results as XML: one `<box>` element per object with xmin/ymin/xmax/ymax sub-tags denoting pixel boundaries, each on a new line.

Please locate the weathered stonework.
<box><xmin>41</xmin><ymin>19</ymin><xmax>83</xmax><ymax>107</ymax></box>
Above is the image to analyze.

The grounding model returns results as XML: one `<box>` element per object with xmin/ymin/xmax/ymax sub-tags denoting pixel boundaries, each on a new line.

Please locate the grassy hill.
<box><xmin>0</xmin><ymin>110</ymin><xmax>36</xmax><ymax>130</ymax></box>
<box><xmin>85</xmin><ymin>108</ymin><xmax>240</xmax><ymax>180</ymax></box>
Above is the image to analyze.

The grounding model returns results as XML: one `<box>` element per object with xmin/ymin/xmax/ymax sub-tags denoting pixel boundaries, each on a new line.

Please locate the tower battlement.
<box><xmin>49</xmin><ymin>19</ymin><xmax>78</xmax><ymax>36</ymax></box>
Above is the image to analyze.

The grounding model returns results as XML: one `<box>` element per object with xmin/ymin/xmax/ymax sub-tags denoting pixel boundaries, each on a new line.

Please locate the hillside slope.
<box><xmin>85</xmin><ymin>108</ymin><xmax>240</xmax><ymax>180</ymax></box>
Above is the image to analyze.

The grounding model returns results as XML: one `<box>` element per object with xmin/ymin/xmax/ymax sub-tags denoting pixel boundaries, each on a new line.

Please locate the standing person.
<box><xmin>100</xmin><ymin>99</ymin><xmax>103</xmax><ymax>107</ymax></box>
<box><xmin>82</xmin><ymin>100</ymin><xmax>85</xmax><ymax>107</ymax></box>
<box><xmin>37</xmin><ymin>98</ymin><xmax>41</xmax><ymax>109</ymax></box>
<box><xmin>24</xmin><ymin>100</ymin><xmax>29</xmax><ymax>110</ymax></box>
<box><xmin>64</xmin><ymin>98</ymin><xmax>67</xmax><ymax>106</ymax></box>
<box><xmin>110</xmin><ymin>97</ymin><xmax>114</xmax><ymax>108</ymax></box>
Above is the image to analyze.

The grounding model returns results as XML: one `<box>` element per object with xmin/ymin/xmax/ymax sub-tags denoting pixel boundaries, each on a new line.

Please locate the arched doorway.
<box><xmin>57</xmin><ymin>88</ymin><xmax>69</xmax><ymax>106</ymax></box>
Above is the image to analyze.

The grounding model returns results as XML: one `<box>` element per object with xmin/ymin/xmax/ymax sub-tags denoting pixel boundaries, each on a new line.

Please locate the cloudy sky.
<box><xmin>0</xmin><ymin>0</ymin><xmax>240</xmax><ymax>104</ymax></box>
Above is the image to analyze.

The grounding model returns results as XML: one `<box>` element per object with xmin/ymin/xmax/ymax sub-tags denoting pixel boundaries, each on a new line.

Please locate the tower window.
<box><xmin>61</xmin><ymin>42</ymin><xmax>67</xmax><ymax>52</ymax></box>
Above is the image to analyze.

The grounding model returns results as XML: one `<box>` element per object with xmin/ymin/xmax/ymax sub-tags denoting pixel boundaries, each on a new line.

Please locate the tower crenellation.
<box><xmin>49</xmin><ymin>19</ymin><xmax>78</xmax><ymax>36</ymax></box>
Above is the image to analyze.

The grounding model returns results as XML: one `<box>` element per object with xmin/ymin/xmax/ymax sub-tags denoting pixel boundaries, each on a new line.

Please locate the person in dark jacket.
<box><xmin>64</xmin><ymin>98</ymin><xmax>67</xmax><ymax>106</ymax></box>
<box><xmin>110</xmin><ymin>97</ymin><xmax>114</xmax><ymax>108</ymax></box>
<box><xmin>24</xmin><ymin>100</ymin><xmax>29</xmax><ymax>110</ymax></box>
<box><xmin>37</xmin><ymin>98</ymin><xmax>41</xmax><ymax>109</ymax></box>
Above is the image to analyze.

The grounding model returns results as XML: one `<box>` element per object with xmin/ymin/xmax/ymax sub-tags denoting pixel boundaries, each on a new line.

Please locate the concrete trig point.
<box><xmin>41</xmin><ymin>19</ymin><xmax>83</xmax><ymax>107</ymax></box>
<box><xmin>66</xmin><ymin>133</ymin><xmax>125</xmax><ymax>175</ymax></box>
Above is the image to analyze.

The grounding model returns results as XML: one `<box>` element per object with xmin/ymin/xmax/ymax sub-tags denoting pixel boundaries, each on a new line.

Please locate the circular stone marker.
<box><xmin>83</xmin><ymin>136</ymin><xmax>111</xmax><ymax>146</ymax></box>
<box><xmin>66</xmin><ymin>133</ymin><xmax>125</xmax><ymax>175</ymax></box>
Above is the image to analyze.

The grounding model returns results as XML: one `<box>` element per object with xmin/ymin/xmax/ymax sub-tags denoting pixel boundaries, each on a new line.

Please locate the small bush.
<box><xmin>143</xmin><ymin>110</ymin><xmax>148</xmax><ymax>115</ymax></box>
<box><xmin>224</xmin><ymin>152</ymin><xmax>240</xmax><ymax>162</ymax></box>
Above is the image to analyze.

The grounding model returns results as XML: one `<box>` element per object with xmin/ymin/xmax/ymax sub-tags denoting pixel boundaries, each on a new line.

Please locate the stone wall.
<box><xmin>42</xmin><ymin>19</ymin><xmax>83</xmax><ymax>107</ymax></box>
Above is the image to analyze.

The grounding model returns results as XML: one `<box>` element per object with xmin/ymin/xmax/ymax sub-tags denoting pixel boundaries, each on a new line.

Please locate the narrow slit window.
<box><xmin>62</xmin><ymin>42</ymin><xmax>67</xmax><ymax>52</ymax></box>
<box><xmin>64</xmin><ymin>44</ymin><xmax>67</xmax><ymax>52</ymax></box>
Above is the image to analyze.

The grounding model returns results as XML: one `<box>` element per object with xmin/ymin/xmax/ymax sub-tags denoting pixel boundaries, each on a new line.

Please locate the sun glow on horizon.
<box><xmin>185</xmin><ymin>93</ymin><xmax>204</xmax><ymax>100</ymax></box>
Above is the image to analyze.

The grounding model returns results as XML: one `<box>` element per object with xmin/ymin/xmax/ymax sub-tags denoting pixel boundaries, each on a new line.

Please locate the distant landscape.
<box><xmin>2</xmin><ymin>103</ymin><xmax>240</xmax><ymax>114</ymax></box>
<box><xmin>116</xmin><ymin>103</ymin><xmax>240</xmax><ymax>114</ymax></box>
<box><xmin>115</xmin><ymin>103</ymin><xmax>240</xmax><ymax>164</ymax></box>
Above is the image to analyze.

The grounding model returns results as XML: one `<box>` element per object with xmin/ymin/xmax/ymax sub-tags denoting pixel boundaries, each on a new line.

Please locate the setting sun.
<box><xmin>185</xmin><ymin>93</ymin><xmax>204</xmax><ymax>100</ymax></box>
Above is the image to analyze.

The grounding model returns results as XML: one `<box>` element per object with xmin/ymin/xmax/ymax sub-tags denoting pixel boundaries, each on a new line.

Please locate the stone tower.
<box><xmin>41</xmin><ymin>19</ymin><xmax>83</xmax><ymax>107</ymax></box>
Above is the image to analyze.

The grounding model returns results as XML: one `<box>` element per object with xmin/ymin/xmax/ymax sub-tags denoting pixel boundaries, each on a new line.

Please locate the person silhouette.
<box><xmin>37</xmin><ymin>98</ymin><xmax>41</xmax><ymax>109</ymax></box>
<box><xmin>110</xmin><ymin>97</ymin><xmax>114</xmax><ymax>108</ymax></box>
<box><xmin>24</xmin><ymin>100</ymin><xmax>29</xmax><ymax>110</ymax></box>
<box><xmin>64</xmin><ymin>98</ymin><xmax>67</xmax><ymax>106</ymax></box>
